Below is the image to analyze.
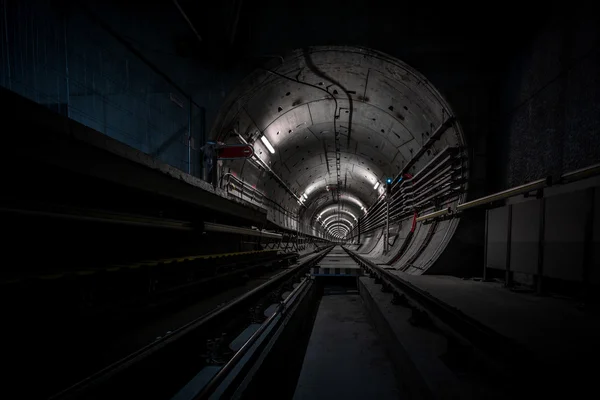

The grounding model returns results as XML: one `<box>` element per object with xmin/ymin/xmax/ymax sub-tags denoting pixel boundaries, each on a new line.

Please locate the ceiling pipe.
<box><xmin>236</xmin><ymin>132</ymin><xmax>303</xmax><ymax>204</ymax></box>
<box><xmin>172</xmin><ymin>0</ymin><xmax>203</xmax><ymax>44</ymax></box>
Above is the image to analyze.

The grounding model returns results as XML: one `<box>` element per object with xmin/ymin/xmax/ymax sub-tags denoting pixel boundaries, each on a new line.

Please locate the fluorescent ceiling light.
<box><xmin>260</xmin><ymin>135</ymin><xmax>275</xmax><ymax>154</ymax></box>
<box><xmin>373</xmin><ymin>181</ymin><xmax>380</xmax><ymax>190</ymax></box>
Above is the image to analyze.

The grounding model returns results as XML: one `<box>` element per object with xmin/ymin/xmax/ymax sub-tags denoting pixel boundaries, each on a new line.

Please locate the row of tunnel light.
<box><xmin>254</xmin><ymin>132</ymin><xmax>405</xmax><ymax>240</ymax></box>
<box><xmin>255</xmin><ymin>133</ymin><xmax>393</xmax><ymax>209</ymax></box>
<box><xmin>319</xmin><ymin>146</ymin><xmax>464</xmax><ymax>239</ymax></box>
<box><xmin>313</xmin><ymin>176</ymin><xmax>397</xmax><ymax>238</ymax></box>
<box><xmin>257</xmin><ymin>130</ymin><xmax>447</xmax><ymax>241</ymax></box>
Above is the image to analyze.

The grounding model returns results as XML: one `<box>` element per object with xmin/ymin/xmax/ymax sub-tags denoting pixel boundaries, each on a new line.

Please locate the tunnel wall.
<box><xmin>491</xmin><ymin>4</ymin><xmax>600</xmax><ymax>191</ymax></box>
<box><xmin>0</xmin><ymin>0</ymin><xmax>206</xmax><ymax>176</ymax></box>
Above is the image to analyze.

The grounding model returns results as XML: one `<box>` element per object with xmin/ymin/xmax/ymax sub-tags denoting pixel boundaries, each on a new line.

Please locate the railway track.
<box><xmin>50</xmin><ymin>246</ymin><xmax>333</xmax><ymax>400</ymax></box>
<box><xmin>50</xmin><ymin>244</ymin><xmax>544</xmax><ymax>399</ymax></box>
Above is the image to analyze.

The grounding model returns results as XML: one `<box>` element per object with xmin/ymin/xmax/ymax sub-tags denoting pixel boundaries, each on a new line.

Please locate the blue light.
<box><xmin>386</xmin><ymin>178</ymin><xmax>392</xmax><ymax>184</ymax></box>
<box><xmin>398</xmin><ymin>177</ymin><xmax>403</xmax><ymax>182</ymax></box>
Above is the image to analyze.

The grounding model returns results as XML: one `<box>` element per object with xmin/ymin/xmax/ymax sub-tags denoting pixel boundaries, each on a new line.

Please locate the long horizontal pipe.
<box><xmin>560</xmin><ymin>162</ymin><xmax>600</xmax><ymax>183</ymax></box>
<box><xmin>419</xmin><ymin>162</ymin><xmax>600</xmax><ymax>222</ymax></box>
<box><xmin>456</xmin><ymin>178</ymin><xmax>548</xmax><ymax>212</ymax></box>
<box><xmin>416</xmin><ymin>207</ymin><xmax>451</xmax><ymax>222</ymax></box>
<box><xmin>391</xmin><ymin>118</ymin><xmax>455</xmax><ymax>188</ymax></box>
<box><xmin>237</xmin><ymin>133</ymin><xmax>302</xmax><ymax>203</ymax></box>
<box><xmin>204</xmin><ymin>222</ymin><xmax>282</xmax><ymax>239</ymax></box>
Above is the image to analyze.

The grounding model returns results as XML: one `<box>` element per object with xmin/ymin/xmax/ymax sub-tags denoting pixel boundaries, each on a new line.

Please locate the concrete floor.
<box><xmin>293</xmin><ymin>294</ymin><xmax>400</xmax><ymax>400</ymax></box>
<box><xmin>390</xmin><ymin>272</ymin><xmax>600</xmax><ymax>391</ymax></box>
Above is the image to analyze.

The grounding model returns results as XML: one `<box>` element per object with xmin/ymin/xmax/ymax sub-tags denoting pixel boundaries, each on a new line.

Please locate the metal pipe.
<box><xmin>384</xmin><ymin>199</ymin><xmax>389</xmax><ymax>252</ymax></box>
<box><xmin>236</xmin><ymin>133</ymin><xmax>302</xmax><ymax>203</ymax></box>
<box><xmin>204</xmin><ymin>222</ymin><xmax>282</xmax><ymax>239</ymax></box>
<box><xmin>224</xmin><ymin>174</ymin><xmax>265</xmax><ymax>200</ymax></box>
<box><xmin>415</xmin><ymin>207</ymin><xmax>451</xmax><ymax>222</ymax></box>
<box><xmin>172</xmin><ymin>0</ymin><xmax>203</xmax><ymax>44</ymax></box>
<box><xmin>412</xmin><ymin>184</ymin><xmax>456</xmax><ymax>208</ymax></box>
<box><xmin>411</xmin><ymin>152</ymin><xmax>456</xmax><ymax>188</ymax></box>
<box><xmin>456</xmin><ymin>178</ymin><xmax>548</xmax><ymax>212</ymax></box>
<box><xmin>391</xmin><ymin>118</ymin><xmax>455</xmax><ymax>188</ymax></box>
<box><xmin>560</xmin><ymin>162</ymin><xmax>600</xmax><ymax>183</ymax></box>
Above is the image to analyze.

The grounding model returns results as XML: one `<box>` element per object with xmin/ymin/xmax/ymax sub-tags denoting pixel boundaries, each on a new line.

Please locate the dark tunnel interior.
<box><xmin>0</xmin><ymin>0</ymin><xmax>599</xmax><ymax>399</ymax></box>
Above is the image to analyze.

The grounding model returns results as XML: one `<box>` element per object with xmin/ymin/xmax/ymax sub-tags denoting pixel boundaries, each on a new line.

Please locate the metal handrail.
<box><xmin>203</xmin><ymin>222</ymin><xmax>282</xmax><ymax>239</ymax></box>
<box><xmin>223</xmin><ymin>173</ymin><xmax>299</xmax><ymax>222</ymax></box>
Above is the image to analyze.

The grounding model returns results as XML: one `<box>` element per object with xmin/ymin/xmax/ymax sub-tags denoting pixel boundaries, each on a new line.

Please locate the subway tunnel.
<box><xmin>212</xmin><ymin>46</ymin><xmax>469</xmax><ymax>273</ymax></box>
<box><xmin>1</xmin><ymin>0</ymin><xmax>600</xmax><ymax>399</ymax></box>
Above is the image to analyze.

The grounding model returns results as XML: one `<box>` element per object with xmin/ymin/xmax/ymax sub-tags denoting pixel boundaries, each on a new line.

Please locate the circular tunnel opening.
<box><xmin>211</xmin><ymin>46</ymin><xmax>469</xmax><ymax>273</ymax></box>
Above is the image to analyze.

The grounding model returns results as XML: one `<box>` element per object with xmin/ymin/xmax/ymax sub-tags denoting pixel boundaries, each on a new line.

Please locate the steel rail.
<box><xmin>343</xmin><ymin>247</ymin><xmax>533</xmax><ymax>363</ymax></box>
<box><xmin>49</xmin><ymin>246</ymin><xmax>332</xmax><ymax>400</ymax></box>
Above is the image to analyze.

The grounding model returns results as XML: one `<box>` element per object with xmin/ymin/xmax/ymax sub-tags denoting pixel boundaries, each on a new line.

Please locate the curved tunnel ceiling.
<box><xmin>211</xmin><ymin>46</ymin><xmax>467</xmax><ymax>236</ymax></box>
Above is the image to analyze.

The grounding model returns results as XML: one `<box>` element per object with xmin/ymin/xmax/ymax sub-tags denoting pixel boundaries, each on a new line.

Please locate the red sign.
<box><xmin>217</xmin><ymin>144</ymin><xmax>254</xmax><ymax>159</ymax></box>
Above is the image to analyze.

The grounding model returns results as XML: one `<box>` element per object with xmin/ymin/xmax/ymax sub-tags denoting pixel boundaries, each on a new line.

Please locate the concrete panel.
<box><xmin>486</xmin><ymin>207</ymin><xmax>509</xmax><ymax>270</ymax></box>
<box><xmin>510</xmin><ymin>200</ymin><xmax>541</xmax><ymax>274</ymax></box>
<box><xmin>413</xmin><ymin>219</ymin><xmax>451</xmax><ymax>270</ymax></box>
<box><xmin>394</xmin><ymin>222</ymin><xmax>426</xmax><ymax>268</ymax></box>
<box><xmin>590</xmin><ymin>187</ymin><xmax>600</xmax><ymax>285</ymax></box>
<box><xmin>543</xmin><ymin>191</ymin><xmax>587</xmax><ymax>281</ymax></box>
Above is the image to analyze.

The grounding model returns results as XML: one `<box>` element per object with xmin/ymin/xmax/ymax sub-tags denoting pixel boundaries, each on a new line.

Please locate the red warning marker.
<box><xmin>217</xmin><ymin>144</ymin><xmax>255</xmax><ymax>159</ymax></box>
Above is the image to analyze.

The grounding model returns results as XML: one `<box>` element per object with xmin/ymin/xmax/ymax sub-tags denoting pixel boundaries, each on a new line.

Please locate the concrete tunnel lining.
<box><xmin>211</xmin><ymin>46</ymin><xmax>468</xmax><ymax>272</ymax></box>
